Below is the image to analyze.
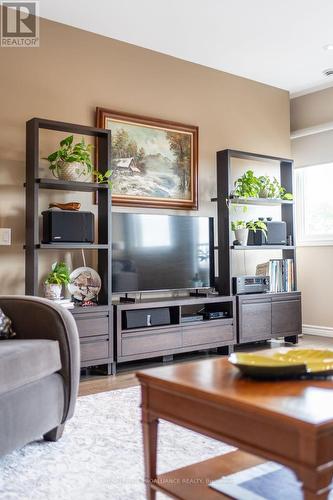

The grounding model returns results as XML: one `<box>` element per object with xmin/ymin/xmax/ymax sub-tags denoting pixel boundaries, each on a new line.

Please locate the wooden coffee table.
<box><xmin>137</xmin><ymin>358</ymin><xmax>333</xmax><ymax>499</ymax></box>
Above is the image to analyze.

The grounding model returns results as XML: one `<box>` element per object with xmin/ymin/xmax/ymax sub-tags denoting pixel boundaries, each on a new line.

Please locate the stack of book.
<box><xmin>52</xmin><ymin>298</ymin><xmax>75</xmax><ymax>310</ymax></box>
<box><xmin>256</xmin><ymin>259</ymin><xmax>295</xmax><ymax>292</ymax></box>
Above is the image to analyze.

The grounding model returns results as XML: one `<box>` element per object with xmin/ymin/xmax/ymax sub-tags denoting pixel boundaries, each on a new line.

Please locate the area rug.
<box><xmin>0</xmin><ymin>386</ymin><xmax>234</xmax><ymax>500</ymax></box>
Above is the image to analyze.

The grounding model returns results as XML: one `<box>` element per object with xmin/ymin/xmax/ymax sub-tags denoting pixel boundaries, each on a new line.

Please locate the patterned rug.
<box><xmin>0</xmin><ymin>386</ymin><xmax>234</xmax><ymax>500</ymax></box>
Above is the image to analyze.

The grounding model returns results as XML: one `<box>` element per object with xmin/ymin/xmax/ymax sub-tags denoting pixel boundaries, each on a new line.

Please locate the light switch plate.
<box><xmin>0</xmin><ymin>228</ymin><xmax>11</xmax><ymax>246</ymax></box>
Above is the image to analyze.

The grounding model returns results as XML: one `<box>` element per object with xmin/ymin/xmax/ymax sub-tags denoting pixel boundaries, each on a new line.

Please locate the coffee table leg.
<box><xmin>302</xmin><ymin>488</ymin><xmax>329</xmax><ymax>499</ymax></box>
<box><xmin>298</xmin><ymin>470</ymin><xmax>332</xmax><ymax>499</ymax></box>
<box><xmin>141</xmin><ymin>384</ymin><xmax>159</xmax><ymax>500</ymax></box>
<box><xmin>142</xmin><ymin>416</ymin><xmax>159</xmax><ymax>499</ymax></box>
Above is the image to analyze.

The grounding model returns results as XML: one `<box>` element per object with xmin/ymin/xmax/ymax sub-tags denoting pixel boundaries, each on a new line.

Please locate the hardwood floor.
<box><xmin>79</xmin><ymin>335</ymin><xmax>333</xmax><ymax>396</ymax></box>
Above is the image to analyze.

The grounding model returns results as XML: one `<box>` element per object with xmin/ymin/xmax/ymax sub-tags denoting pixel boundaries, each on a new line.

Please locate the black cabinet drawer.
<box><xmin>122</xmin><ymin>329</ymin><xmax>181</xmax><ymax>357</ymax></box>
<box><xmin>80</xmin><ymin>340</ymin><xmax>109</xmax><ymax>362</ymax></box>
<box><xmin>75</xmin><ymin>315</ymin><xmax>109</xmax><ymax>338</ymax></box>
<box><xmin>182</xmin><ymin>323</ymin><xmax>234</xmax><ymax>347</ymax></box>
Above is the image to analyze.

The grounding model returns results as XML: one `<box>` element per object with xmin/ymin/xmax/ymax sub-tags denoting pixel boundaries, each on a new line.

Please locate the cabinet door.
<box><xmin>272</xmin><ymin>298</ymin><xmax>301</xmax><ymax>336</ymax></box>
<box><xmin>238</xmin><ymin>298</ymin><xmax>272</xmax><ymax>343</ymax></box>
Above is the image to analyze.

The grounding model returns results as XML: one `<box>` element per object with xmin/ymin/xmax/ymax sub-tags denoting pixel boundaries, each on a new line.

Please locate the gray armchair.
<box><xmin>0</xmin><ymin>295</ymin><xmax>80</xmax><ymax>457</ymax></box>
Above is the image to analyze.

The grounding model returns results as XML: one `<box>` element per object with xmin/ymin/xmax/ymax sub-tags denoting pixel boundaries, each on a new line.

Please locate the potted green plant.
<box><xmin>233</xmin><ymin>170</ymin><xmax>293</xmax><ymax>200</ymax></box>
<box><xmin>233</xmin><ymin>170</ymin><xmax>261</xmax><ymax>198</ymax></box>
<box><xmin>246</xmin><ymin>219</ymin><xmax>267</xmax><ymax>239</ymax></box>
<box><xmin>44</xmin><ymin>135</ymin><xmax>112</xmax><ymax>186</ymax></box>
<box><xmin>44</xmin><ymin>261</ymin><xmax>71</xmax><ymax>300</ymax></box>
<box><xmin>257</xmin><ymin>175</ymin><xmax>293</xmax><ymax>199</ymax></box>
<box><xmin>257</xmin><ymin>175</ymin><xmax>271</xmax><ymax>198</ymax></box>
<box><xmin>231</xmin><ymin>220</ymin><xmax>249</xmax><ymax>246</ymax></box>
<box><xmin>231</xmin><ymin>220</ymin><xmax>267</xmax><ymax>246</ymax></box>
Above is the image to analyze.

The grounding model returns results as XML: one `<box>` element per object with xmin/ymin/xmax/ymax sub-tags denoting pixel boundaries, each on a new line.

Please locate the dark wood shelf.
<box><xmin>25</xmin><ymin>117</ymin><xmax>113</xmax><ymax>373</ymax></box>
<box><xmin>37</xmin><ymin>243</ymin><xmax>109</xmax><ymax>249</ymax></box>
<box><xmin>213</xmin><ymin>149</ymin><xmax>300</xmax><ymax>346</ymax></box>
<box><xmin>211</xmin><ymin>196</ymin><xmax>293</xmax><ymax>205</ymax></box>
<box><xmin>37</xmin><ymin>178</ymin><xmax>108</xmax><ymax>192</ymax></box>
<box><xmin>230</xmin><ymin>245</ymin><xmax>295</xmax><ymax>250</ymax></box>
<box><xmin>230</xmin><ymin>196</ymin><xmax>293</xmax><ymax>206</ymax></box>
<box><xmin>225</xmin><ymin>149</ymin><xmax>292</xmax><ymax>163</ymax></box>
<box><xmin>71</xmin><ymin>304</ymin><xmax>110</xmax><ymax>315</ymax></box>
<box><xmin>32</xmin><ymin>117</ymin><xmax>110</xmax><ymax>137</ymax></box>
<box><xmin>113</xmin><ymin>295</ymin><xmax>232</xmax><ymax>308</ymax></box>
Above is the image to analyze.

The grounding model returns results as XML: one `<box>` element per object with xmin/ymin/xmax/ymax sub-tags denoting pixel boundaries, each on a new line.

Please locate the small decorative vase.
<box><xmin>234</xmin><ymin>228</ymin><xmax>249</xmax><ymax>246</ymax></box>
<box><xmin>44</xmin><ymin>283</ymin><xmax>62</xmax><ymax>300</ymax></box>
<box><xmin>56</xmin><ymin>162</ymin><xmax>88</xmax><ymax>182</ymax></box>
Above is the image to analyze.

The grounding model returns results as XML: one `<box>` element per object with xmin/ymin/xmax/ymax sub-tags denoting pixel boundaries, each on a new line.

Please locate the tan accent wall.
<box><xmin>0</xmin><ymin>17</ymin><xmax>291</xmax><ymax>294</ymax></box>
<box><xmin>291</xmin><ymin>88</ymin><xmax>333</xmax><ymax>328</ymax></box>
<box><xmin>291</xmin><ymin>87</ymin><xmax>333</xmax><ymax>131</ymax></box>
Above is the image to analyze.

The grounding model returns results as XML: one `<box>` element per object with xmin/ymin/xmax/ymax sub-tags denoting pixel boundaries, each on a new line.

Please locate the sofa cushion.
<box><xmin>0</xmin><ymin>339</ymin><xmax>61</xmax><ymax>396</ymax></box>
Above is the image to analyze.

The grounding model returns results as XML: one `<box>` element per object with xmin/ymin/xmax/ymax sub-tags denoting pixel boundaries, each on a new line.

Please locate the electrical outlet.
<box><xmin>0</xmin><ymin>228</ymin><xmax>11</xmax><ymax>246</ymax></box>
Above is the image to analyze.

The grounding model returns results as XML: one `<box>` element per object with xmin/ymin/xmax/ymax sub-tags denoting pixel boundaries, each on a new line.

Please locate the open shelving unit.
<box><xmin>25</xmin><ymin>117</ymin><xmax>115</xmax><ymax>374</ymax></box>
<box><xmin>213</xmin><ymin>149</ymin><xmax>302</xmax><ymax>344</ymax></box>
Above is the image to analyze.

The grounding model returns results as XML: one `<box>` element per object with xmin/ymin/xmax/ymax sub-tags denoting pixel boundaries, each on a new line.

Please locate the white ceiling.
<box><xmin>40</xmin><ymin>0</ymin><xmax>333</xmax><ymax>96</ymax></box>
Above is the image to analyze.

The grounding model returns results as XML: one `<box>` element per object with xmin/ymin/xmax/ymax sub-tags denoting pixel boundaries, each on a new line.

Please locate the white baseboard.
<box><xmin>303</xmin><ymin>324</ymin><xmax>333</xmax><ymax>337</ymax></box>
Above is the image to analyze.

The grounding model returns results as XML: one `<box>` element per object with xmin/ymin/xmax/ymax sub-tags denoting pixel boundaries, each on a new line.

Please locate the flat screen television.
<box><xmin>112</xmin><ymin>213</ymin><xmax>214</xmax><ymax>293</ymax></box>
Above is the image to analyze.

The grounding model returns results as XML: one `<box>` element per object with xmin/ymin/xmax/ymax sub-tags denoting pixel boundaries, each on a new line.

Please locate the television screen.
<box><xmin>112</xmin><ymin>213</ymin><xmax>214</xmax><ymax>293</ymax></box>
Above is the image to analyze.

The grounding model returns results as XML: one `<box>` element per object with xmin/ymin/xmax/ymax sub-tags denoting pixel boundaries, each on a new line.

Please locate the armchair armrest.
<box><xmin>0</xmin><ymin>295</ymin><xmax>80</xmax><ymax>422</ymax></box>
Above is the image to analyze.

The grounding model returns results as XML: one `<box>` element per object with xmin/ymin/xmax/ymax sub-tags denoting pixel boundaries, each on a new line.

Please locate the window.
<box><xmin>296</xmin><ymin>163</ymin><xmax>333</xmax><ymax>245</ymax></box>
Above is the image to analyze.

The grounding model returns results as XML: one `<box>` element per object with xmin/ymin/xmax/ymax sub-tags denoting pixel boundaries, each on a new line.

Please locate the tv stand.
<box><xmin>113</xmin><ymin>295</ymin><xmax>236</xmax><ymax>373</ymax></box>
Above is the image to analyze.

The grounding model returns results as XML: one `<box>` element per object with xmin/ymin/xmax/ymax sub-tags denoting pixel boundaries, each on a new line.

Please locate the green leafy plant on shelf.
<box><xmin>44</xmin><ymin>135</ymin><xmax>112</xmax><ymax>187</ymax></box>
<box><xmin>44</xmin><ymin>261</ymin><xmax>71</xmax><ymax>300</ymax></box>
<box><xmin>231</xmin><ymin>220</ymin><xmax>247</xmax><ymax>231</ymax></box>
<box><xmin>231</xmin><ymin>219</ymin><xmax>267</xmax><ymax>246</ymax></box>
<box><xmin>45</xmin><ymin>261</ymin><xmax>70</xmax><ymax>285</ymax></box>
<box><xmin>257</xmin><ymin>175</ymin><xmax>293</xmax><ymax>200</ymax></box>
<box><xmin>233</xmin><ymin>170</ymin><xmax>261</xmax><ymax>198</ymax></box>
<box><xmin>246</xmin><ymin>220</ymin><xmax>267</xmax><ymax>238</ymax></box>
<box><xmin>232</xmin><ymin>170</ymin><xmax>293</xmax><ymax>200</ymax></box>
<box><xmin>231</xmin><ymin>219</ymin><xmax>267</xmax><ymax>238</ymax></box>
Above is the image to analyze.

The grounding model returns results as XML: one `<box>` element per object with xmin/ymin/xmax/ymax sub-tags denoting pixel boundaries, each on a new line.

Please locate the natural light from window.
<box><xmin>296</xmin><ymin>163</ymin><xmax>333</xmax><ymax>245</ymax></box>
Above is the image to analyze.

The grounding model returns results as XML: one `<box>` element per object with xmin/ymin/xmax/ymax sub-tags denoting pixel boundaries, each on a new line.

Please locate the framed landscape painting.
<box><xmin>96</xmin><ymin>108</ymin><xmax>198</xmax><ymax>209</ymax></box>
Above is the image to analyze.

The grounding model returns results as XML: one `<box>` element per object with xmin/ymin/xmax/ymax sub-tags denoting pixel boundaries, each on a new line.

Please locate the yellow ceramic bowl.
<box><xmin>228</xmin><ymin>349</ymin><xmax>333</xmax><ymax>379</ymax></box>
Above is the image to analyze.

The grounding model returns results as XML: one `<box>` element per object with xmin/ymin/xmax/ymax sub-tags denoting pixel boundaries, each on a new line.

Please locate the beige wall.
<box><xmin>291</xmin><ymin>88</ymin><xmax>333</xmax><ymax>328</ymax></box>
<box><xmin>291</xmin><ymin>87</ymin><xmax>333</xmax><ymax>131</ymax></box>
<box><xmin>0</xmin><ymin>17</ymin><xmax>291</xmax><ymax>294</ymax></box>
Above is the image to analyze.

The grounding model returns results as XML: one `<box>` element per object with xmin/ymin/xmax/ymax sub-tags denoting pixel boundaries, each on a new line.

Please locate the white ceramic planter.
<box><xmin>234</xmin><ymin>228</ymin><xmax>249</xmax><ymax>246</ymax></box>
<box><xmin>56</xmin><ymin>162</ymin><xmax>88</xmax><ymax>182</ymax></box>
<box><xmin>44</xmin><ymin>283</ymin><xmax>62</xmax><ymax>300</ymax></box>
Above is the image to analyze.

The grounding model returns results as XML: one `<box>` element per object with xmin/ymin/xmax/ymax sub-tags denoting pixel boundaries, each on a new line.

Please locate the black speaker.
<box><xmin>248</xmin><ymin>221</ymin><xmax>287</xmax><ymax>245</ymax></box>
<box><xmin>42</xmin><ymin>210</ymin><xmax>95</xmax><ymax>243</ymax></box>
<box><xmin>123</xmin><ymin>308</ymin><xmax>171</xmax><ymax>329</ymax></box>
